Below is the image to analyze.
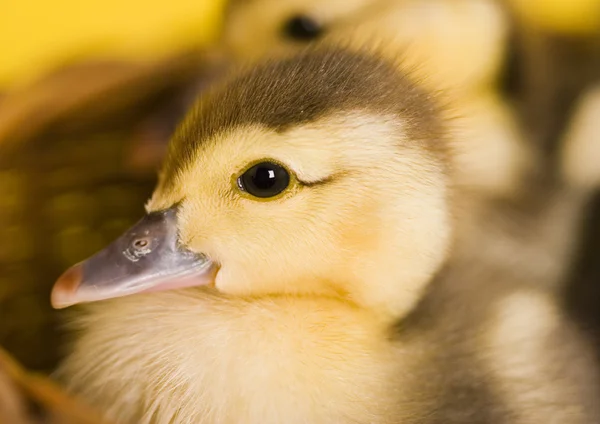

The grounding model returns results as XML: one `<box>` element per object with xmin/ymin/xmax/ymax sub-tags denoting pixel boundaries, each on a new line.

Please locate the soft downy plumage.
<box><xmin>51</xmin><ymin>43</ymin><xmax>600</xmax><ymax>423</ymax></box>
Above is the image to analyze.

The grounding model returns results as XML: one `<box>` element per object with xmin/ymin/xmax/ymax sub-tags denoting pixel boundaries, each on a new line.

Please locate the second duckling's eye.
<box><xmin>237</xmin><ymin>162</ymin><xmax>291</xmax><ymax>198</ymax></box>
<box><xmin>282</xmin><ymin>15</ymin><xmax>323</xmax><ymax>41</ymax></box>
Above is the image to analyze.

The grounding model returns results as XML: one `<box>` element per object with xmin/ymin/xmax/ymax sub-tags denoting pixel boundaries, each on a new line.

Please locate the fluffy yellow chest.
<box><xmin>58</xmin><ymin>290</ymin><xmax>400</xmax><ymax>424</ymax></box>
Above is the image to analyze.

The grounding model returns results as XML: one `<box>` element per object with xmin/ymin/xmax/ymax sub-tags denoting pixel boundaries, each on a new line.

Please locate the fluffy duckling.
<box><xmin>52</xmin><ymin>44</ymin><xmax>454</xmax><ymax>424</ymax></box>
<box><xmin>222</xmin><ymin>0</ymin><xmax>506</xmax><ymax>95</ymax></box>
<box><xmin>559</xmin><ymin>80</ymin><xmax>600</xmax><ymax>362</ymax></box>
<box><xmin>502</xmin><ymin>11</ymin><xmax>600</xmax><ymax>355</ymax></box>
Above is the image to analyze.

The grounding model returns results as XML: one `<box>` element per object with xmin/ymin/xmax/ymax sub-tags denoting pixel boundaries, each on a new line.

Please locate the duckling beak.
<box><xmin>50</xmin><ymin>208</ymin><xmax>215</xmax><ymax>309</ymax></box>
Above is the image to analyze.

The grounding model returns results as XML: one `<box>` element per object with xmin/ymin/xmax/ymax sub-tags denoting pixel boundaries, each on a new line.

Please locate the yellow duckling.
<box><xmin>51</xmin><ymin>44</ymin><xmax>453</xmax><ymax>423</ymax></box>
<box><xmin>559</xmin><ymin>83</ymin><xmax>600</xmax><ymax>353</ymax></box>
<box><xmin>222</xmin><ymin>0</ymin><xmax>505</xmax><ymax>94</ymax></box>
<box><xmin>49</xmin><ymin>43</ymin><xmax>600</xmax><ymax>424</ymax></box>
<box><xmin>505</xmin><ymin>9</ymin><xmax>600</xmax><ymax>342</ymax></box>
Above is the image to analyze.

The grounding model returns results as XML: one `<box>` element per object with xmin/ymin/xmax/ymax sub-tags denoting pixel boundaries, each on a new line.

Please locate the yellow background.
<box><xmin>1</xmin><ymin>0</ymin><xmax>225</xmax><ymax>88</ymax></box>
<box><xmin>1</xmin><ymin>0</ymin><xmax>598</xmax><ymax>89</ymax></box>
<box><xmin>507</xmin><ymin>0</ymin><xmax>600</xmax><ymax>35</ymax></box>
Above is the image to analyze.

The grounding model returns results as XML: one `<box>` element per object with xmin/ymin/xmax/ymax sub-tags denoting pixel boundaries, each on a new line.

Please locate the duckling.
<box><xmin>50</xmin><ymin>43</ymin><xmax>600</xmax><ymax>424</ymax></box>
<box><xmin>558</xmin><ymin>80</ymin><xmax>600</xmax><ymax>361</ymax></box>
<box><xmin>51</xmin><ymin>44</ymin><xmax>454</xmax><ymax>423</ymax></box>
<box><xmin>500</xmin><ymin>7</ymin><xmax>600</xmax><ymax>358</ymax></box>
<box><xmin>560</xmin><ymin>84</ymin><xmax>600</xmax><ymax>366</ymax></box>
<box><xmin>222</xmin><ymin>0</ymin><xmax>504</xmax><ymax>94</ymax></box>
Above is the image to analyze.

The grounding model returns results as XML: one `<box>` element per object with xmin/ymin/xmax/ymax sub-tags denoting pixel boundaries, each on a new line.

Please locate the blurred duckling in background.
<box><xmin>223</xmin><ymin>0</ymin><xmax>503</xmax><ymax>93</ymax></box>
<box><xmin>554</xmin><ymin>41</ymin><xmax>600</xmax><ymax>363</ymax></box>
<box><xmin>51</xmin><ymin>44</ymin><xmax>600</xmax><ymax>424</ymax></box>
<box><xmin>560</xmin><ymin>83</ymin><xmax>600</xmax><ymax>365</ymax></box>
<box><xmin>501</xmin><ymin>0</ymin><xmax>600</xmax><ymax>358</ymax></box>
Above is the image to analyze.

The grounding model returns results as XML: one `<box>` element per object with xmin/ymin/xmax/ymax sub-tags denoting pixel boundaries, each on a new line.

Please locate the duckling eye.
<box><xmin>237</xmin><ymin>162</ymin><xmax>291</xmax><ymax>198</ymax></box>
<box><xmin>282</xmin><ymin>15</ymin><xmax>323</xmax><ymax>41</ymax></box>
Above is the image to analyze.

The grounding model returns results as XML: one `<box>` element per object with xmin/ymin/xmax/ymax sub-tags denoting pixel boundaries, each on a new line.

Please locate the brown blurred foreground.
<box><xmin>0</xmin><ymin>346</ymin><xmax>109</xmax><ymax>424</ymax></box>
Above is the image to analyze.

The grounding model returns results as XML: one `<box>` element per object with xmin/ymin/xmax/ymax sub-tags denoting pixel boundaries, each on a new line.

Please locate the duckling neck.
<box><xmin>58</xmin><ymin>290</ymin><xmax>401</xmax><ymax>424</ymax></box>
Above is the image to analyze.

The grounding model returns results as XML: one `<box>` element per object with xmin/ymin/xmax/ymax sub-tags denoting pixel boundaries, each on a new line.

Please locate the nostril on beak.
<box><xmin>133</xmin><ymin>239</ymin><xmax>149</xmax><ymax>249</ymax></box>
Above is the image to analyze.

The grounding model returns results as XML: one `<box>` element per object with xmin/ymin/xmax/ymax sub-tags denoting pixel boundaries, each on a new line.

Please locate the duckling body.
<box><xmin>53</xmin><ymin>44</ymin><xmax>600</xmax><ymax>424</ymax></box>
<box><xmin>63</xmin><ymin>294</ymin><xmax>402</xmax><ymax>423</ymax></box>
<box><xmin>59</xmin><ymin>255</ymin><xmax>600</xmax><ymax>424</ymax></box>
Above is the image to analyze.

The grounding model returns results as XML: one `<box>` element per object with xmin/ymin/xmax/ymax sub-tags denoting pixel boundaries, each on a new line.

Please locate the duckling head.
<box><xmin>51</xmin><ymin>45</ymin><xmax>453</xmax><ymax>321</ymax></box>
<box><xmin>221</xmin><ymin>0</ymin><xmax>371</xmax><ymax>61</ymax></box>
<box><xmin>221</xmin><ymin>0</ymin><xmax>508</xmax><ymax>94</ymax></box>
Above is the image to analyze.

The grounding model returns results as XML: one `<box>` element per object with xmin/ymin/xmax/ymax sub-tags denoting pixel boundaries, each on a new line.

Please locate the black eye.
<box><xmin>238</xmin><ymin>162</ymin><xmax>291</xmax><ymax>198</ymax></box>
<box><xmin>282</xmin><ymin>15</ymin><xmax>323</xmax><ymax>41</ymax></box>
